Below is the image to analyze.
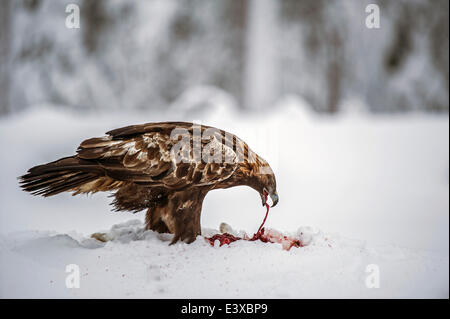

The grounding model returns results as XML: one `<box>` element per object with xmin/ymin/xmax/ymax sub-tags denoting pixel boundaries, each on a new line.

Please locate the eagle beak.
<box><xmin>261</xmin><ymin>190</ymin><xmax>279</xmax><ymax>207</ymax></box>
<box><xmin>270</xmin><ymin>191</ymin><xmax>279</xmax><ymax>207</ymax></box>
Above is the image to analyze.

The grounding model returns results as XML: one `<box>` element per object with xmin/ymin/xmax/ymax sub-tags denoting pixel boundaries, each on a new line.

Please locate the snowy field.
<box><xmin>0</xmin><ymin>99</ymin><xmax>448</xmax><ymax>298</ymax></box>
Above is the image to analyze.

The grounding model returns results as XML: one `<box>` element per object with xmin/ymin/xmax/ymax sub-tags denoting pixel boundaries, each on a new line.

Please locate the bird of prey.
<box><xmin>19</xmin><ymin>122</ymin><xmax>278</xmax><ymax>244</ymax></box>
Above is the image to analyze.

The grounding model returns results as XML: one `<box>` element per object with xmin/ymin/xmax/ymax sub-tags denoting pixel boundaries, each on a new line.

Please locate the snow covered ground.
<box><xmin>0</xmin><ymin>98</ymin><xmax>448</xmax><ymax>298</ymax></box>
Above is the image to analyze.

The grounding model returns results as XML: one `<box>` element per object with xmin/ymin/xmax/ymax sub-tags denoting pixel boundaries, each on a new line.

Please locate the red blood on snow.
<box><xmin>205</xmin><ymin>193</ymin><xmax>303</xmax><ymax>250</ymax></box>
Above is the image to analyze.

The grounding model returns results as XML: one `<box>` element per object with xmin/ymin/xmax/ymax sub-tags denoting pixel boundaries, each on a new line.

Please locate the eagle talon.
<box><xmin>169</xmin><ymin>236</ymin><xmax>180</xmax><ymax>245</ymax></box>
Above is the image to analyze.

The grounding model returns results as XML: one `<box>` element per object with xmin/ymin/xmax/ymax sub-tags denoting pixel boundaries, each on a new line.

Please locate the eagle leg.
<box><xmin>146</xmin><ymin>189</ymin><xmax>206</xmax><ymax>245</ymax></box>
<box><xmin>145</xmin><ymin>207</ymin><xmax>170</xmax><ymax>234</ymax></box>
<box><xmin>169</xmin><ymin>194</ymin><xmax>204</xmax><ymax>245</ymax></box>
<box><xmin>170</xmin><ymin>205</ymin><xmax>202</xmax><ymax>245</ymax></box>
<box><xmin>145</xmin><ymin>202</ymin><xmax>201</xmax><ymax>244</ymax></box>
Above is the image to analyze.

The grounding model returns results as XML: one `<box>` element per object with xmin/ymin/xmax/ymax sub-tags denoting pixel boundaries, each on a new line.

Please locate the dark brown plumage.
<box><xmin>19</xmin><ymin>122</ymin><xmax>278</xmax><ymax>244</ymax></box>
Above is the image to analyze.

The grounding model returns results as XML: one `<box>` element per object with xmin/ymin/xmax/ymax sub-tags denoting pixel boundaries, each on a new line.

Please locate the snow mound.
<box><xmin>79</xmin><ymin>219</ymin><xmax>329</xmax><ymax>250</ymax></box>
<box><xmin>169</xmin><ymin>86</ymin><xmax>238</xmax><ymax>120</ymax></box>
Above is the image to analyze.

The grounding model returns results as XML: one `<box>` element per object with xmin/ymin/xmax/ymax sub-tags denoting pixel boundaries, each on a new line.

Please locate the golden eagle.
<box><xmin>19</xmin><ymin>122</ymin><xmax>278</xmax><ymax>244</ymax></box>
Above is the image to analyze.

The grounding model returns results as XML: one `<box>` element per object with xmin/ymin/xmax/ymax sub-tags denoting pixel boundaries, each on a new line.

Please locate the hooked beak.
<box><xmin>262</xmin><ymin>190</ymin><xmax>279</xmax><ymax>207</ymax></box>
<box><xmin>269</xmin><ymin>191</ymin><xmax>279</xmax><ymax>207</ymax></box>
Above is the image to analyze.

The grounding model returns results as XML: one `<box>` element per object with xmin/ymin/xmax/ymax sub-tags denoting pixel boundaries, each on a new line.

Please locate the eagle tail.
<box><xmin>19</xmin><ymin>156</ymin><xmax>102</xmax><ymax>197</ymax></box>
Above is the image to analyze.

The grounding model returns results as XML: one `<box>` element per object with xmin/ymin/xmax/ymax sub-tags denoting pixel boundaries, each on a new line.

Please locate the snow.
<box><xmin>0</xmin><ymin>97</ymin><xmax>448</xmax><ymax>298</ymax></box>
<box><xmin>0</xmin><ymin>220</ymin><xmax>447</xmax><ymax>298</ymax></box>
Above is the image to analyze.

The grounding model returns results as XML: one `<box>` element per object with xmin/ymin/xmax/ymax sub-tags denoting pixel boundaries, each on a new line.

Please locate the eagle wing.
<box><xmin>20</xmin><ymin>121</ymin><xmax>242</xmax><ymax>210</ymax></box>
<box><xmin>74</xmin><ymin>122</ymin><xmax>239</xmax><ymax>193</ymax></box>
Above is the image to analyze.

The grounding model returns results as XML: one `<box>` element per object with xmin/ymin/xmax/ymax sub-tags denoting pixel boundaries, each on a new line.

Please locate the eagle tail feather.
<box><xmin>19</xmin><ymin>156</ymin><xmax>101</xmax><ymax>197</ymax></box>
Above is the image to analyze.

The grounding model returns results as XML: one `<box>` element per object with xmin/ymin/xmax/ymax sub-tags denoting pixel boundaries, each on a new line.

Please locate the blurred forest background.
<box><xmin>0</xmin><ymin>0</ymin><xmax>448</xmax><ymax>116</ymax></box>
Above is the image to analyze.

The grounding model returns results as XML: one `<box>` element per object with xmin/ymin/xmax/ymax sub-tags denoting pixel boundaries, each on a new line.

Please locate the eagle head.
<box><xmin>243</xmin><ymin>154</ymin><xmax>279</xmax><ymax>208</ymax></box>
<box><xmin>257</xmin><ymin>166</ymin><xmax>279</xmax><ymax>208</ymax></box>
